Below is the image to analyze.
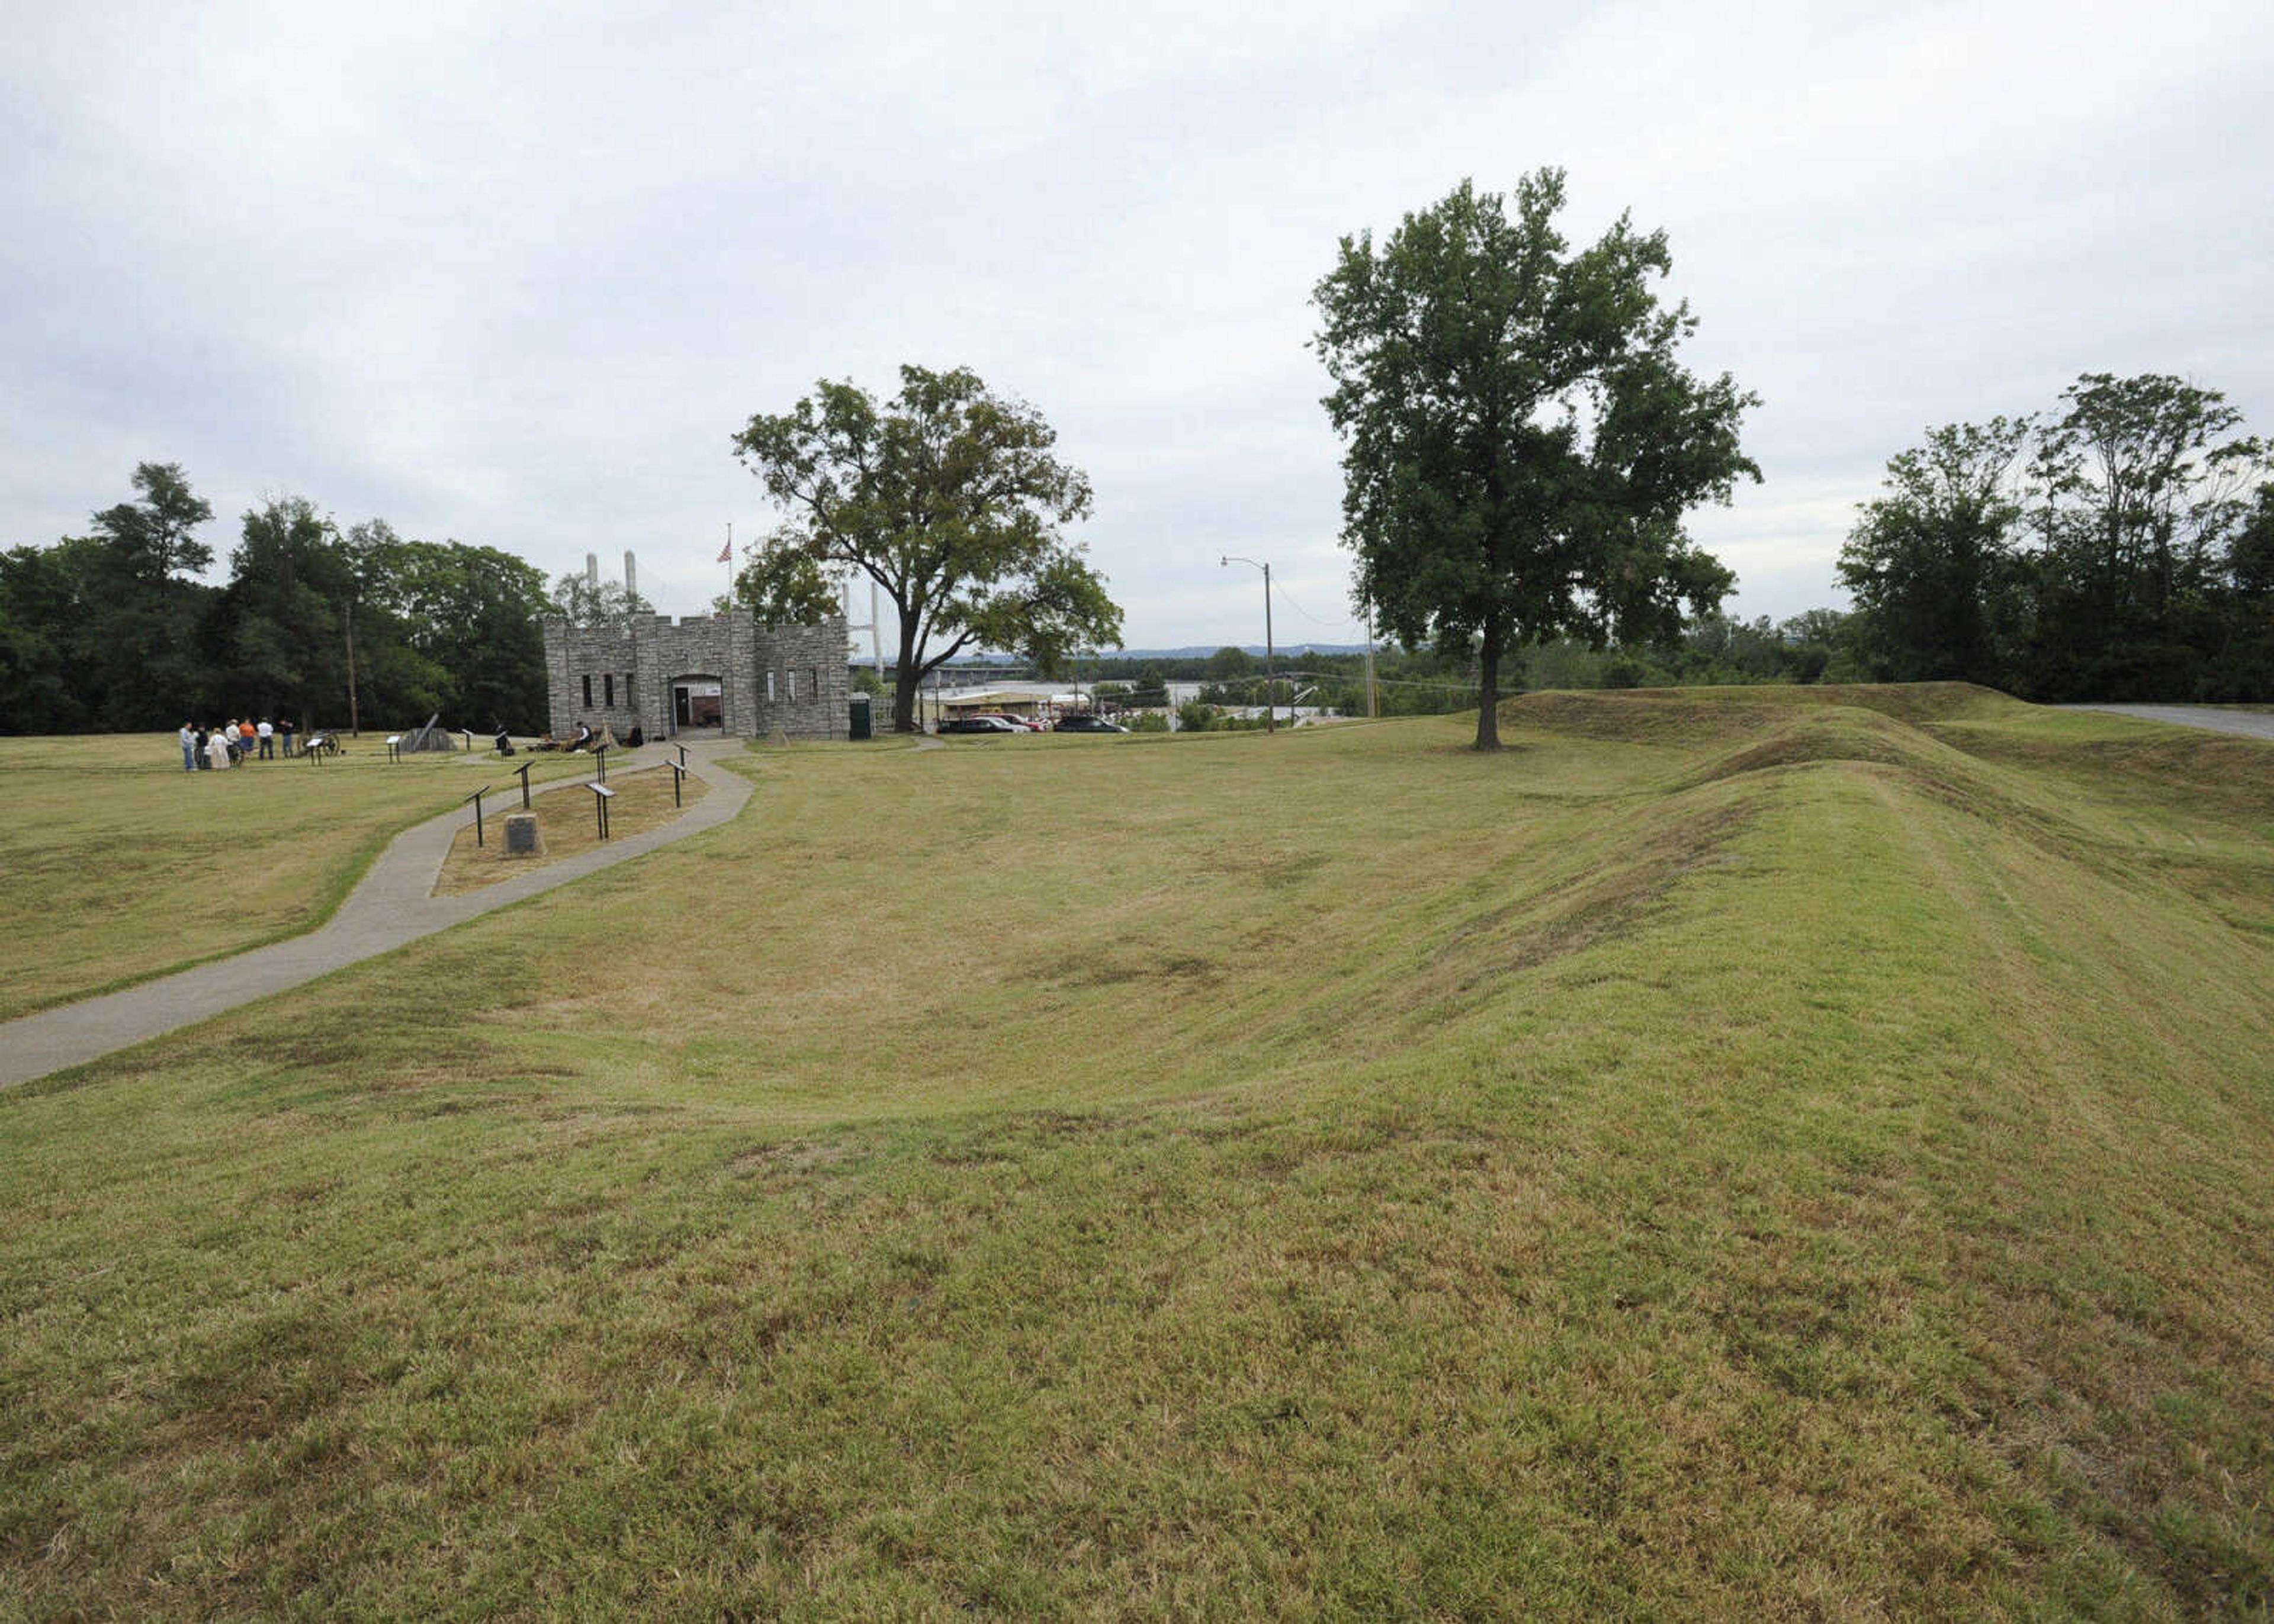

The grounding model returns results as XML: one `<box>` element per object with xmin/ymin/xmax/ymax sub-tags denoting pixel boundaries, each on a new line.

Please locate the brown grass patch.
<box><xmin>432</xmin><ymin>765</ymin><xmax>708</xmax><ymax>895</ymax></box>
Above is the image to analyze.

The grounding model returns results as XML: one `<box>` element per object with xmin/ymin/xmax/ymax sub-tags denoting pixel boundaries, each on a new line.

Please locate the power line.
<box><xmin>1268</xmin><ymin>578</ymin><xmax>1363</xmax><ymax>634</ymax></box>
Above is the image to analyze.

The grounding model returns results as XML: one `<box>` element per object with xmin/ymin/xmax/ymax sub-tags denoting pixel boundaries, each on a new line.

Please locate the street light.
<box><xmin>1220</xmin><ymin>555</ymin><xmax>1275</xmax><ymax>734</ymax></box>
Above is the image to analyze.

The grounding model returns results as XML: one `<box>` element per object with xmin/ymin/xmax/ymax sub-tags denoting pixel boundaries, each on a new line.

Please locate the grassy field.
<box><xmin>0</xmin><ymin>735</ymin><xmax>608</xmax><ymax>1020</ymax></box>
<box><xmin>3</xmin><ymin>687</ymin><xmax>2271</xmax><ymax>1617</ymax></box>
<box><xmin>433</xmin><ymin>764</ymin><xmax>711</xmax><ymax>896</ymax></box>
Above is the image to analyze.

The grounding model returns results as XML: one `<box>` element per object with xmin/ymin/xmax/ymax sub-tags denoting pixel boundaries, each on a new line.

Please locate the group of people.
<box><xmin>178</xmin><ymin>717</ymin><xmax>294</xmax><ymax>771</ymax></box>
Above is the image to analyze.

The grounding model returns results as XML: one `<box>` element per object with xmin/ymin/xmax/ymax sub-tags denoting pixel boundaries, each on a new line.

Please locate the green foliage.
<box><xmin>1313</xmin><ymin>170</ymin><xmax>1756</xmax><ymax>747</ymax></box>
<box><xmin>362</xmin><ymin>536</ymin><xmax>552</xmax><ymax>729</ymax></box>
<box><xmin>2028</xmin><ymin>374</ymin><xmax>2267</xmax><ymax>699</ymax></box>
<box><xmin>0</xmin><ymin>465</ymin><xmax>223</xmax><ymax>729</ymax></box>
<box><xmin>731</xmin><ymin>544</ymin><xmax>843</xmax><ymax>626</ymax></box>
<box><xmin>91</xmin><ymin>461</ymin><xmax>214</xmax><ymax>580</ymax></box>
<box><xmin>1838</xmin><ymin>376</ymin><xmax>2273</xmax><ymax>700</ymax></box>
<box><xmin>1205</xmin><ymin>645</ymin><xmax>1254</xmax><ymax>680</ymax></box>
<box><xmin>1838</xmin><ymin>419</ymin><xmax>2032</xmax><ymax>685</ymax></box>
<box><xmin>0</xmin><ymin>464</ymin><xmax>570</xmax><ymax>734</ymax></box>
<box><xmin>224</xmin><ymin>496</ymin><xmax>365</xmax><ymax>729</ymax></box>
<box><xmin>731</xmin><ymin>365</ymin><xmax>1122</xmax><ymax>732</ymax></box>
<box><xmin>546</xmin><ymin>573</ymin><xmax>653</xmax><ymax>628</ymax></box>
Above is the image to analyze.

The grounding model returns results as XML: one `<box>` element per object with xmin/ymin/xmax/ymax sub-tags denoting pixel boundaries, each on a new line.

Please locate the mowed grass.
<box><xmin>3</xmin><ymin>690</ymin><xmax>2272</xmax><ymax>1617</ymax></box>
<box><xmin>433</xmin><ymin>765</ymin><xmax>711</xmax><ymax>896</ymax></box>
<box><xmin>0</xmin><ymin>735</ymin><xmax>603</xmax><ymax>1020</ymax></box>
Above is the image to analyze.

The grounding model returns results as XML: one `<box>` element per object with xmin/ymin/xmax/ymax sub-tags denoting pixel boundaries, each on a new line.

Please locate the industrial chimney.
<box><xmin>586</xmin><ymin>553</ymin><xmax>599</xmax><ymax>588</ymax></box>
<box><xmin>624</xmin><ymin>551</ymin><xmax>638</xmax><ymax>603</ymax></box>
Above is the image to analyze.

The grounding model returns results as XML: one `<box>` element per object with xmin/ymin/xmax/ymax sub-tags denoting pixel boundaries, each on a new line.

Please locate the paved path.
<box><xmin>0</xmin><ymin>741</ymin><xmax>754</xmax><ymax>1090</ymax></box>
<box><xmin>2058</xmin><ymin>703</ymin><xmax>2274</xmax><ymax>741</ymax></box>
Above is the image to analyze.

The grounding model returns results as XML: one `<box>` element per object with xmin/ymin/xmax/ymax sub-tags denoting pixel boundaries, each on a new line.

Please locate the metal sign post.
<box><xmin>386</xmin><ymin>735</ymin><xmax>402</xmax><ymax>764</ymax></box>
<box><xmin>592</xmin><ymin>744</ymin><xmax>609</xmax><ymax>784</ymax></box>
<box><xmin>464</xmin><ymin>784</ymin><xmax>494</xmax><ymax>847</ymax></box>
<box><xmin>663</xmin><ymin>759</ymin><xmax>687</xmax><ymax>807</ymax></box>
<box><xmin>515</xmin><ymin>761</ymin><xmax>535</xmax><ymax>809</ymax></box>
<box><xmin>589</xmin><ymin>781</ymin><xmax>615</xmax><ymax>840</ymax></box>
<box><xmin>675</xmin><ymin>743</ymin><xmax>689</xmax><ymax>772</ymax></box>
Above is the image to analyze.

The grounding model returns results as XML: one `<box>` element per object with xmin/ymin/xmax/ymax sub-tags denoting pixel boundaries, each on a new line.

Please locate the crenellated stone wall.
<box><xmin>747</xmin><ymin>621</ymin><xmax>852</xmax><ymax>741</ymax></box>
<box><xmin>542</xmin><ymin>612</ymin><xmax>848</xmax><ymax>742</ymax></box>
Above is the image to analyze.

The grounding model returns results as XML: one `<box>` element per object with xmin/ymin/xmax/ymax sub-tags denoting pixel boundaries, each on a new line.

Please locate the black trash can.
<box><xmin>849</xmin><ymin>694</ymin><xmax>872</xmax><ymax>741</ymax></box>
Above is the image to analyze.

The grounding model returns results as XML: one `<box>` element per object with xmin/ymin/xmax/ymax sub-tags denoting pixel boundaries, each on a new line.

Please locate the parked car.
<box><xmin>1054</xmin><ymin>714</ymin><xmax>1128</xmax><ymax>733</ymax></box>
<box><xmin>987</xmin><ymin>713</ymin><xmax>1046</xmax><ymax>731</ymax></box>
<box><xmin>939</xmin><ymin>715</ymin><xmax>1022</xmax><ymax>734</ymax></box>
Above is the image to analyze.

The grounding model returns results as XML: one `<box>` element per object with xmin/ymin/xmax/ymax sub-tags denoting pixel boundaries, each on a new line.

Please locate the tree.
<box><xmin>548</xmin><ymin>573</ymin><xmax>652</xmax><ymax>628</ymax></box>
<box><xmin>92</xmin><ymin>462</ymin><xmax>214</xmax><ymax>581</ymax></box>
<box><xmin>223</xmin><ymin>496</ymin><xmax>356</xmax><ymax>729</ymax></box>
<box><xmin>1313</xmin><ymin>171</ymin><xmax>1757</xmax><ymax>749</ymax></box>
<box><xmin>2028</xmin><ymin>373</ymin><xmax>2266</xmax><ymax>698</ymax></box>
<box><xmin>731</xmin><ymin>365</ymin><xmax>1121</xmax><ymax>733</ymax></box>
<box><xmin>0</xmin><ymin>544</ymin><xmax>82</xmax><ymax>728</ymax></box>
<box><xmin>74</xmin><ymin>464</ymin><xmax>220</xmax><ymax>728</ymax></box>
<box><xmin>1836</xmin><ymin>418</ymin><xmax>2032</xmax><ymax>685</ymax></box>
<box><xmin>361</xmin><ymin>535</ymin><xmax>551</xmax><ymax>726</ymax></box>
<box><xmin>1205</xmin><ymin>645</ymin><xmax>1254</xmax><ymax>681</ymax></box>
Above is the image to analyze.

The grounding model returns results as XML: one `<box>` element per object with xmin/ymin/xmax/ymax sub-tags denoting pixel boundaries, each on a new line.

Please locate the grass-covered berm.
<box><xmin>3</xmin><ymin>687</ymin><xmax>2270</xmax><ymax>1617</ymax></box>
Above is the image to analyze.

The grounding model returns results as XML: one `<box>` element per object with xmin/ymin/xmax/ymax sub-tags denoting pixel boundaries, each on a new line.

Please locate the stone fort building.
<box><xmin>542</xmin><ymin>607</ymin><xmax>851</xmax><ymax>743</ymax></box>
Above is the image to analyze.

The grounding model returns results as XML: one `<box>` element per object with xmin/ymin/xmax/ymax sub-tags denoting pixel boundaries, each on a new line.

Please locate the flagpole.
<box><xmin>722</xmin><ymin>522</ymin><xmax>734</xmax><ymax>737</ymax></box>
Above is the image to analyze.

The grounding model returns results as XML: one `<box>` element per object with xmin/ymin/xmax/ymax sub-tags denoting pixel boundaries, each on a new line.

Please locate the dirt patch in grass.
<box><xmin>728</xmin><ymin>1137</ymin><xmax>865</xmax><ymax>1181</ymax></box>
<box><xmin>1069</xmin><ymin>950</ymin><xmax>1221</xmax><ymax>989</ymax></box>
<box><xmin>432</xmin><ymin>765</ymin><xmax>708</xmax><ymax>895</ymax></box>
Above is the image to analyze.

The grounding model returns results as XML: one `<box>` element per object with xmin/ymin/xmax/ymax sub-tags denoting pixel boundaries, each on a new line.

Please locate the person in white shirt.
<box><xmin>205</xmin><ymin>728</ymin><xmax>234</xmax><ymax>770</ymax></box>
<box><xmin>256</xmin><ymin>718</ymin><xmax>275</xmax><ymax>759</ymax></box>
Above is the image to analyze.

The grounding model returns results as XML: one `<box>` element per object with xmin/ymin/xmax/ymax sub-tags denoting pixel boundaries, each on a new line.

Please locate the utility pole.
<box><xmin>1364</xmin><ymin>598</ymin><xmax>1378</xmax><ymax>719</ymax></box>
<box><xmin>344</xmin><ymin>596</ymin><xmax>361</xmax><ymax>737</ymax></box>
<box><xmin>1221</xmin><ymin>556</ymin><xmax>1275</xmax><ymax>733</ymax></box>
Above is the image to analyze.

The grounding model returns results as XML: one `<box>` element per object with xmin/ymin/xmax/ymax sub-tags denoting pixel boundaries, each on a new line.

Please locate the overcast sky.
<box><xmin>5</xmin><ymin>0</ymin><xmax>2270</xmax><ymax>652</ymax></box>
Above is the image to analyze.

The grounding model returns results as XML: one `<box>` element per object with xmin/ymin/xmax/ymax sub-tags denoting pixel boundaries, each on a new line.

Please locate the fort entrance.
<box><xmin>670</xmin><ymin>676</ymin><xmax>724</xmax><ymax>731</ymax></box>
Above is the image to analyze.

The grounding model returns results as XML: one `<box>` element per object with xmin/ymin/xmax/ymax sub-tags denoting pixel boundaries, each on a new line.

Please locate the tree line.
<box><xmin>1834</xmin><ymin>373</ymin><xmax>2271</xmax><ymax>702</ymax></box>
<box><xmin>0</xmin><ymin>465</ymin><xmax>557</xmax><ymax>735</ymax></box>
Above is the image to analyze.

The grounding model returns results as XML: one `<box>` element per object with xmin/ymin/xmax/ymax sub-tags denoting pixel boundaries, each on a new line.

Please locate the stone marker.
<box><xmin>503</xmin><ymin>812</ymin><xmax>542</xmax><ymax>857</ymax></box>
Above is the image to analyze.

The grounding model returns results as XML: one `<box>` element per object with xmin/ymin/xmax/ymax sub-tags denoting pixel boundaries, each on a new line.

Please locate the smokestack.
<box><xmin>586</xmin><ymin>553</ymin><xmax>599</xmax><ymax>588</ymax></box>
<box><xmin>624</xmin><ymin>550</ymin><xmax>637</xmax><ymax>602</ymax></box>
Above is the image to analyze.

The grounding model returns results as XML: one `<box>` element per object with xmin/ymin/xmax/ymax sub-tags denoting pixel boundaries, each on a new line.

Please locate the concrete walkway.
<box><xmin>0</xmin><ymin>741</ymin><xmax>755</xmax><ymax>1090</ymax></box>
<box><xmin>2058</xmin><ymin>703</ymin><xmax>2274</xmax><ymax>742</ymax></box>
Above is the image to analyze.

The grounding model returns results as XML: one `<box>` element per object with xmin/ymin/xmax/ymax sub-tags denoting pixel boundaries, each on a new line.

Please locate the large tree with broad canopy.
<box><xmin>731</xmin><ymin>365</ymin><xmax>1120</xmax><ymax>733</ymax></box>
<box><xmin>1312</xmin><ymin>171</ymin><xmax>1758</xmax><ymax>750</ymax></box>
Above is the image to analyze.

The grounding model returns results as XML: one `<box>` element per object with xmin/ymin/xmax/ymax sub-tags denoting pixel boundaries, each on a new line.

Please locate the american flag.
<box><xmin>717</xmin><ymin>536</ymin><xmax>733</xmax><ymax>564</ymax></box>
